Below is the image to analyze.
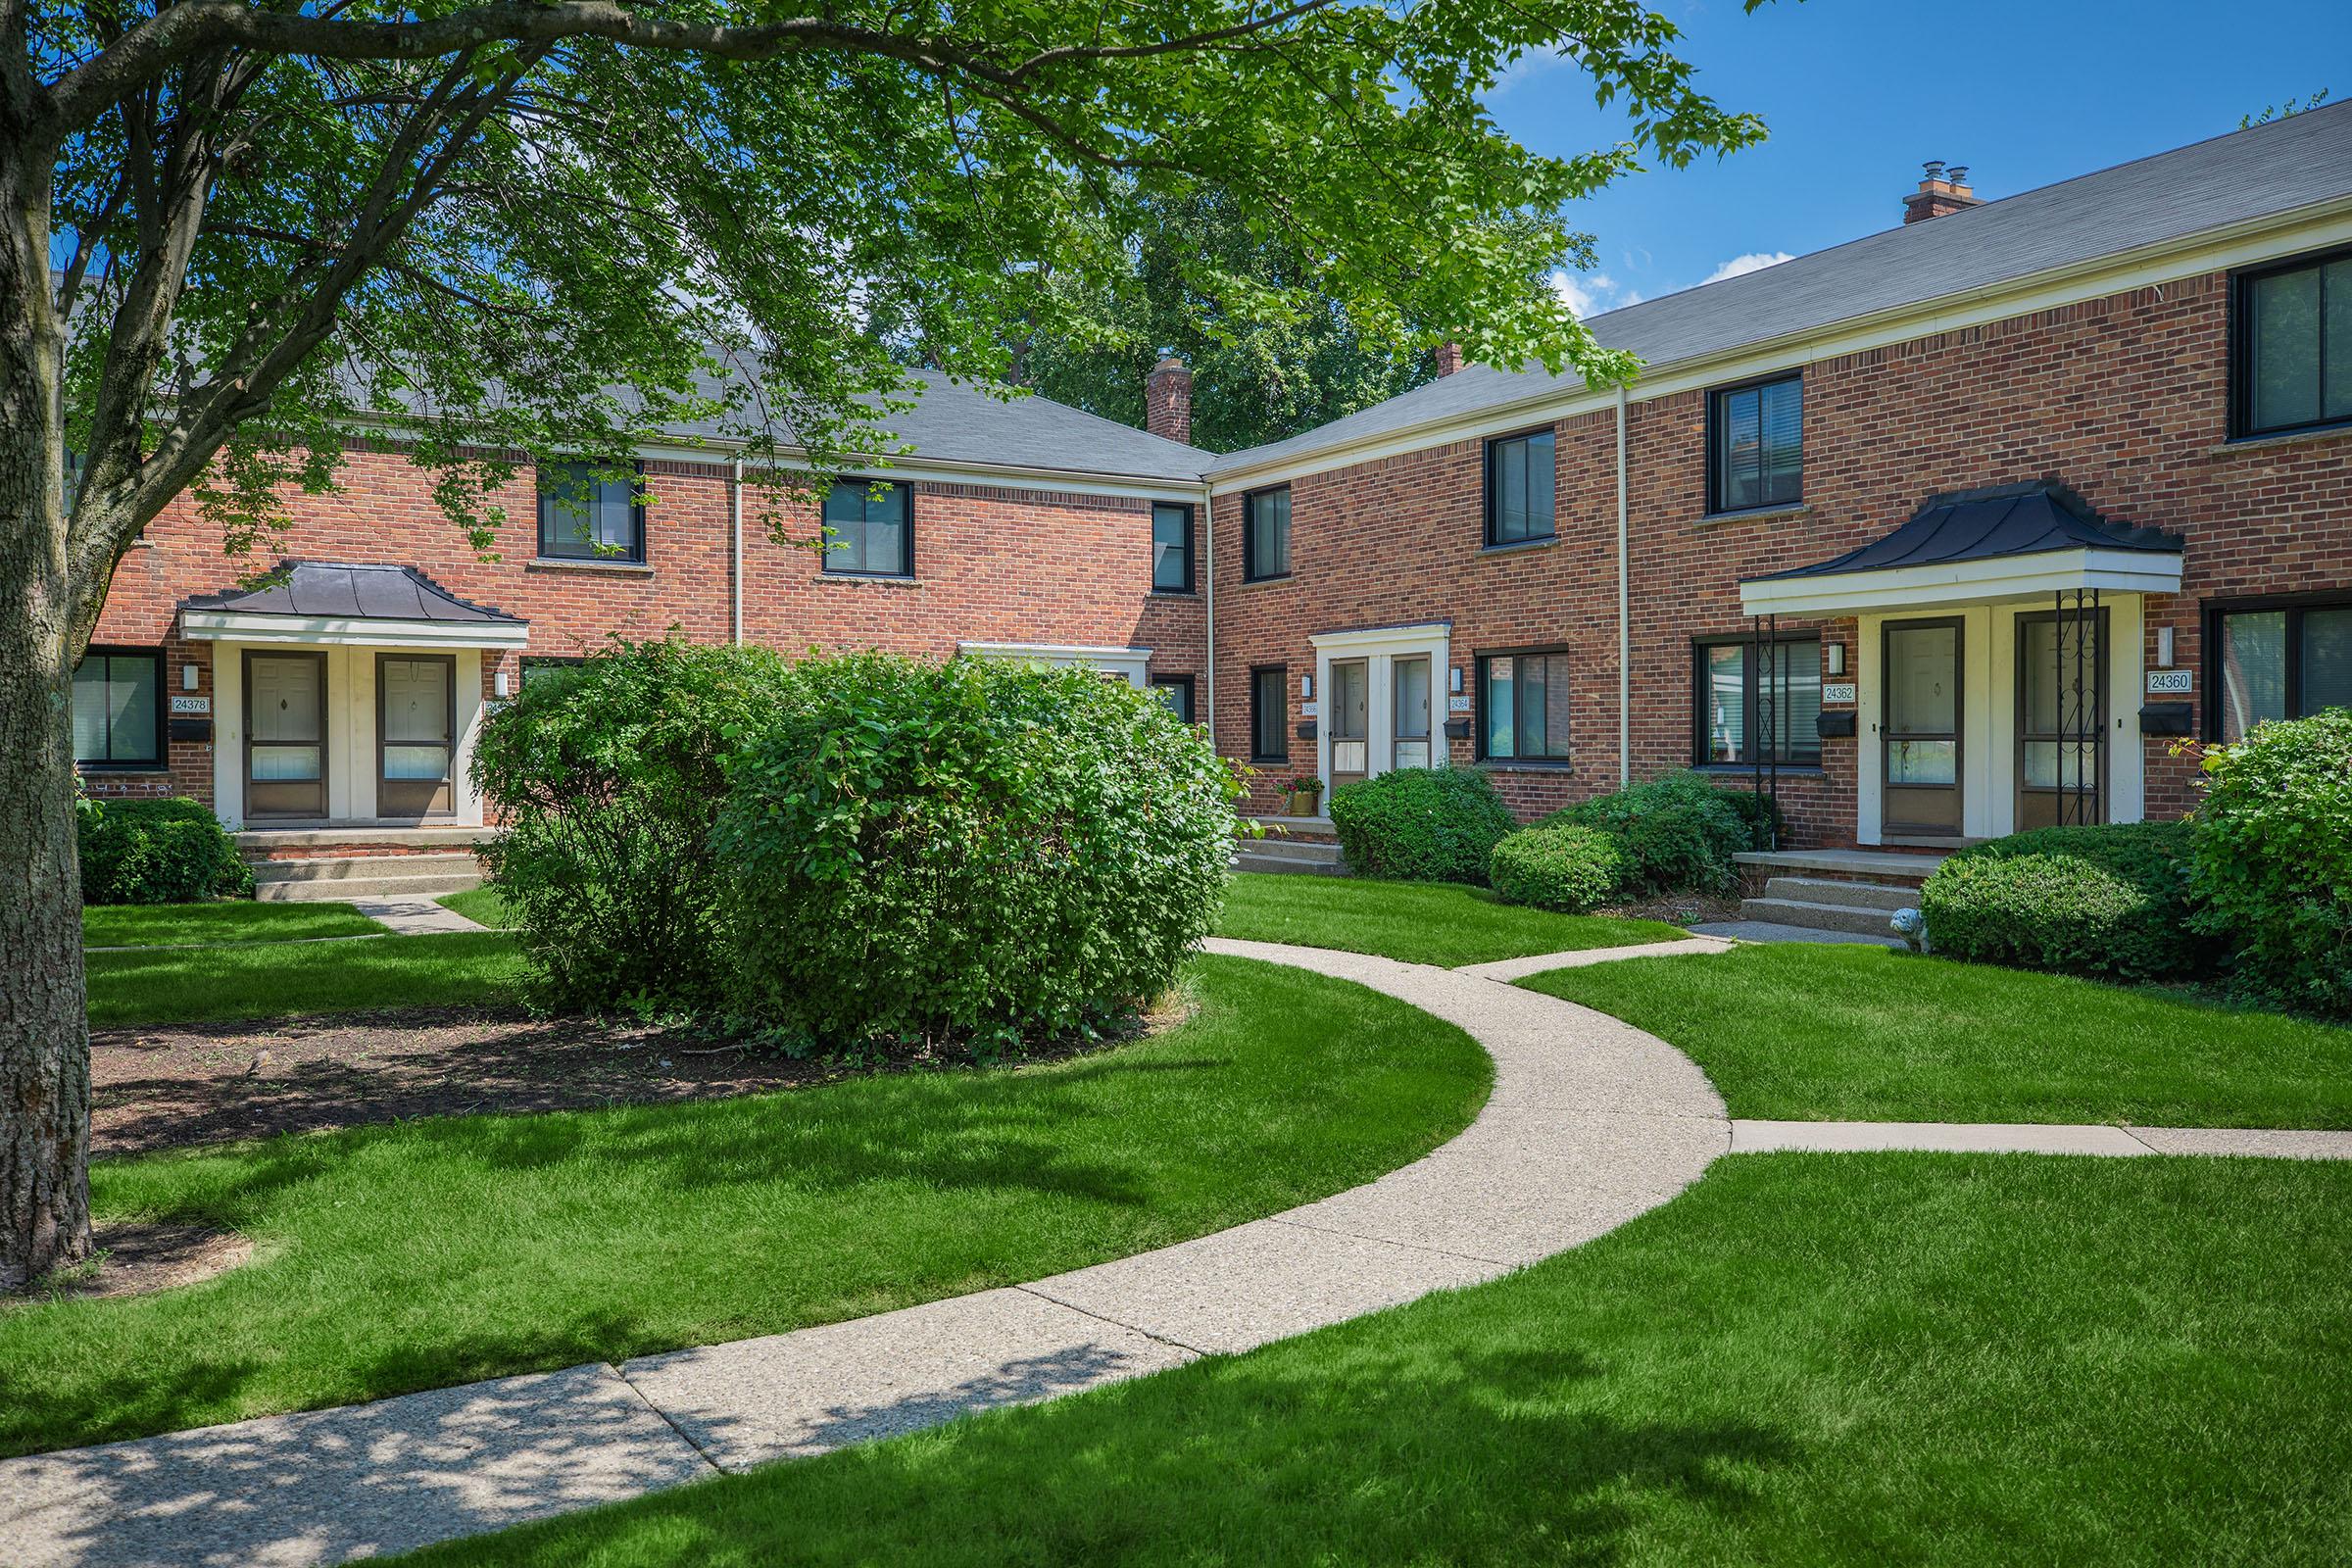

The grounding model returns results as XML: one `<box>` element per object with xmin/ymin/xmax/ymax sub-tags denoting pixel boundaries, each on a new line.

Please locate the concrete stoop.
<box><xmin>238</xmin><ymin>829</ymin><xmax>488</xmax><ymax>903</ymax></box>
<box><xmin>1234</xmin><ymin>835</ymin><xmax>1349</xmax><ymax>876</ymax></box>
<box><xmin>1737</xmin><ymin>875</ymin><xmax>1919</xmax><ymax>939</ymax></box>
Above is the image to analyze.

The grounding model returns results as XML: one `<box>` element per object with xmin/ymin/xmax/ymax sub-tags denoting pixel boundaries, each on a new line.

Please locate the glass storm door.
<box><xmin>2017</xmin><ymin>610</ymin><xmax>2106</xmax><ymax>828</ymax></box>
<box><xmin>1881</xmin><ymin>618</ymin><xmax>1962</xmax><ymax>837</ymax></box>
<box><xmin>1328</xmin><ymin>660</ymin><xmax>1370</xmax><ymax>790</ymax></box>
<box><xmin>245</xmin><ymin>651</ymin><xmax>327</xmax><ymax>818</ymax></box>
<box><xmin>1392</xmin><ymin>656</ymin><xmax>1433</xmax><ymax>770</ymax></box>
<box><xmin>377</xmin><ymin>655</ymin><xmax>456</xmax><ymax>818</ymax></box>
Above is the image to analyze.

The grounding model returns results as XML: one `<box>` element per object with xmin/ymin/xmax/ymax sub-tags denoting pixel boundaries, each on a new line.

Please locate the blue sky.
<box><xmin>1488</xmin><ymin>0</ymin><xmax>2351</xmax><ymax>316</ymax></box>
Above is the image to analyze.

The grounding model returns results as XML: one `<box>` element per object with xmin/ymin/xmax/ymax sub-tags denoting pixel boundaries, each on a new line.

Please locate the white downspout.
<box><xmin>1201</xmin><ymin>478</ymin><xmax>1215</xmax><ymax>735</ymax></box>
<box><xmin>1615</xmin><ymin>385</ymin><xmax>1631</xmax><ymax>785</ymax></box>
<box><xmin>730</xmin><ymin>455</ymin><xmax>744</xmax><ymax>646</ymax></box>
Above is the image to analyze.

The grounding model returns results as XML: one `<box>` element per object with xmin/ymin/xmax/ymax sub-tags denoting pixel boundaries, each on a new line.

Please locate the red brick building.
<box><xmin>74</xmin><ymin>107</ymin><xmax>2352</xmax><ymax>859</ymax></box>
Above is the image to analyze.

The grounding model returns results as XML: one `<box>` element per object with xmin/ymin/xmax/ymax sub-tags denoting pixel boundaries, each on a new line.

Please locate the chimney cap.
<box><xmin>1150</xmin><ymin>352</ymin><xmax>1189</xmax><ymax>375</ymax></box>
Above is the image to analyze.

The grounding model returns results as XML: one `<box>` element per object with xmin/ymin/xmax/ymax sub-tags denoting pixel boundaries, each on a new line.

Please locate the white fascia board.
<box><xmin>1207</xmin><ymin>198</ymin><xmax>2352</xmax><ymax>495</ymax></box>
<box><xmin>1739</xmin><ymin>548</ymin><xmax>2184</xmax><ymax>617</ymax></box>
<box><xmin>1309</xmin><ymin>621</ymin><xmax>1453</xmax><ymax>652</ymax></box>
<box><xmin>958</xmin><ymin>640</ymin><xmax>1153</xmax><ymax>667</ymax></box>
<box><xmin>180</xmin><ymin>611</ymin><xmax>531</xmax><ymax>650</ymax></box>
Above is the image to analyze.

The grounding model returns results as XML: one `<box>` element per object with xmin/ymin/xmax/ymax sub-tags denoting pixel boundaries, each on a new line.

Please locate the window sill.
<box><xmin>815</xmin><ymin>571</ymin><xmax>919</xmax><ymax>586</ymax></box>
<box><xmin>2210</xmin><ymin>421</ymin><xmax>2352</xmax><ymax>457</ymax></box>
<box><xmin>1477</xmin><ymin>760</ymin><xmax>1574</xmax><ymax>773</ymax></box>
<box><xmin>1481</xmin><ymin>534</ymin><xmax>1561</xmax><ymax>557</ymax></box>
<box><xmin>1249</xmin><ymin>756</ymin><xmax>1292</xmax><ymax>767</ymax></box>
<box><xmin>1693</xmin><ymin>763</ymin><xmax>1828</xmax><ymax>779</ymax></box>
<box><xmin>1697</xmin><ymin>502</ymin><xmax>1809</xmax><ymax>525</ymax></box>
<box><xmin>528</xmin><ymin>557</ymin><xmax>653</xmax><ymax>574</ymax></box>
<box><xmin>1238</xmin><ymin>573</ymin><xmax>1293</xmax><ymax>588</ymax></box>
<box><xmin>76</xmin><ymin>762</ymin><xmax>170</xmax><ymax>774</ymax></box>
<box><xmin>1151</xmin><ymin>588</ymin><xmax>1200</xmax><ymax>599</ymax></box>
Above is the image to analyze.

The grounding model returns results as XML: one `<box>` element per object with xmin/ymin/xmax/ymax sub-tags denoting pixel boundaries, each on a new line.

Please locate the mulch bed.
<box><xmin>1598</xmin><ymin>893</ymin><xmax>1745</xmax><ymax>927</ymax></box>
<box><xmin>91</xmin><ymin>998</ymin><xmax>1183</xmax><ymax>1159</ymax></box>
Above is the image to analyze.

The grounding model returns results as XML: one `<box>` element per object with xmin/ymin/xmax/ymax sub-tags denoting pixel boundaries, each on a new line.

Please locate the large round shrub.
<box><xmin>1921</xmin><ymin>821</ymin><xmax>2204</xmax><ymax>983</ymax></box>
<box><xmin>76</xmin><ymin>797</ymin><xmax>253</xmax><ymax>904</ymax></box>
<box><xmin>2187</xmin><ymin>710</ymin><xmax>2352</xmax><ymax>1016</ymax></box>
<box><xmin>1550</xmin><ymin>770</ymin><xmax>1748</xmax><ymax>894</ymax></box>
<box><xmin>1489</xmin><ymin>823</ymin><xmax>1627</xmax><ymax>913</ymax></box>
<box><xmin>1328</xmin><ymin>767</ymin><xmax>1516</xmax><ymax>885</ymax></box>
<box><xmin>471</xmin><ymin>638</ymin><xmax>800</xmax><ymax>1011</ymax></box>
<box><xmin>715</xmin><ymin>653</ymin><xmax>1238</xmax><ymax>1048</ymax></box>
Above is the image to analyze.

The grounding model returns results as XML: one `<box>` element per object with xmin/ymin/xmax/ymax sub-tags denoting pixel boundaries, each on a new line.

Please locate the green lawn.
<box><xmin>82</xmin><ymin>902</ymin><xmax>387</xmax><ymax>949</ymax></box>
<box><xmin>1218</xmin><ymin>872</ymin><xmax>1683</xmax><ymax>967</ymax></box>
<box><xmin>1525</xmin><ymin>943</ymin><xmax>2352</xmax><ymax>1128</ymax></box>
<box><xmin>85</xmin><ymin>931</ymin><xmax>527</xmax><ymax>1027</ymax></box>
<box><xmin>438</xmin><ymin>885</ymin><xmax>514</xmax><ymax>927</ymax></box>
<box><xmin>6</xmin><ymin>955</ymin><xmax>1488</xmax><ymax>1457</ymax></box>
<box><xmin>411</xmin><ymin>1153</ymin><xmax>2352</xmax><ymax>1567</ymax></box>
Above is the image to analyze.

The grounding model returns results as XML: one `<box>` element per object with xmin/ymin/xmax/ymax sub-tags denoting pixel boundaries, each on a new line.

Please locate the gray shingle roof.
<box><xmin>1207</xmin><ymin>101</ymin><xmax>2352</xmax><ymax>479</ymax></box>
<box><xmin>182</xmin><ymin>562</ymin><xmax>523</xmax><ymax>624</ymax></box>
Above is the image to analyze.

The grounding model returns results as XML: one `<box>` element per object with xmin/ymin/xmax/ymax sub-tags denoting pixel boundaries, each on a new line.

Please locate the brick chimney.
<box><xmin>1434</xmin><ymin>340</ymin><xmax>1466</xmax><ymax>377</ymax></box>
<box><xmin>1903</xmin><ymin>161</ymin><xmax>1983</xmax><ymax>224</ymax></box>
<box><xmin>1146</xmin><ymin>353</ymin><xmax>1193</xmax><ymax>444</ymax></box>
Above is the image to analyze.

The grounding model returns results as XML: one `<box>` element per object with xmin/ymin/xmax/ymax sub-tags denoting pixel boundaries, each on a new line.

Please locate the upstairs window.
<box><xmin>1693</xmin><ymin>636</ymin><xmax>1823</xmax><ymax>767</ymax></box>
<box><xmin>822</xmin><ymin>478</ymin><xmax>913</xmax><ymax>577</ymax></box>
<box><xmin>1708</xmin><ymin>373</ymin><xmax>1802</xmax><ymax>514</ymax></box>
<box><xmin>1250</xmin><ymin>664</ymin><xmax>1289</xmax><ymax>760</ymax></box>
<box><xmin>1152</xmin><ymin>503</ymin><xmax>1196</xmax><ymax>593</ymax></box>
<box><xmin>1477</xmin><ymin>650</ymin><xmax>1572</xmax><ymax>762</ymax></box>
<box><xmin>73</xmin><ymin>647</ymin><xmax>164</xmax><ymax>768</ymax></box>
<box><xmin>2211</xmin><ymin>597</ymin><xmax>2352</xmax><ymax>739</ymax></box>
<box><xmin>1485</xmin><ymin>428</ymin><xmax>1556</xmax><ymax>545</ymax></box>
<box><xmin>537</xmin><ymin>461</ymin><xmax>645</xmax><ymax>562</ymax></box>
<box><xmin>2234</xmin><ymin>247</ymin><xmax>2352</xmax><ymax>438</ymax></box>
<box><xmin>1245</xmin><ymin>487</ymin><xmax>1291</xmax><ymax>581</ymax></box>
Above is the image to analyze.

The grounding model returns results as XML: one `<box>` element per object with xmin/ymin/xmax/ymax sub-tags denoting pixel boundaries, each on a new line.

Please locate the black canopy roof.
<box><xmin>1752</xmin><ymin>480</ymin><xmax>2182</xmax><ymax>583</ymax></box>
<box><xmin>181</xmin><ymin>562</ymin><xmax>524</xmax><ymax>625</ymax></box>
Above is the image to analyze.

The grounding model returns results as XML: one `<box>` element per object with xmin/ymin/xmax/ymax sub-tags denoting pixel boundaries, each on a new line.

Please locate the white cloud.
<box><xmin>1549</xmin><ymin>270</ymin><xmax>1641</xmax><ymax>318</ymax></box>
<box><xmin>1703</xmin><ymin>251</ymin><xmax>1795</xmax><ymax>284</ymax></box>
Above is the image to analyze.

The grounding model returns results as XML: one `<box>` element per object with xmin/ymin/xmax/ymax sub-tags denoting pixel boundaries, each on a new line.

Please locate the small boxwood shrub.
<box><xmin>716</xmin><ymin>653</ymin><xmax>1238</xmax><ymax>1049</ymax></box>
<box><xmin>1549</xmin><ymin>770</ymin><xmax>1748</xmax><ymax>894</ymax></box>
<box><xmin>1920</xmin><ymin>821</ymin><xmax>2203</xmax><ymax>983</ymax></box>
<box><xmin>471</xmin><ymin>638</ymin><xmax>800</xmax><ymax>1012</ymax></box>
<box><xmin>2187</xmin><ymin>710</ymin><xmax>2352</xmax><ymax>1017</ymax></box>
<box><xmin>1489</xmin><ymin>824</ymin><xmax>1627</xmax><ymax>913</ymax></box>
<box><xmin>77</xmin><ymin>797</ymin><xmax>253</xmax><ymax>904</ymax></box>
<box><xmin>1328</xmin><ymin>767</ymin><xmax>1517</xmax><ymax>885</ymax></box>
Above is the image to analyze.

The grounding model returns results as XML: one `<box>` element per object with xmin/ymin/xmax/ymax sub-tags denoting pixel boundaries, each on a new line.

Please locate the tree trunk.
<box><xmin>0</xmin><ymin>129</ymin><xmax>95</xmax><ymax>1292</ymax></box>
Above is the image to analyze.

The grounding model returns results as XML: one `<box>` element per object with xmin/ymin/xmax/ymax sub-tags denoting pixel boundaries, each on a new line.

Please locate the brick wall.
<box><xmin>1213</xmin><ymin>264</ymin><xmax>2352</xmax><ymax>843</ymax></box>
<box><xmin>86</xmin><ymin>449</ymin><xmax>1205</xmax><ymax>808</ymax></box>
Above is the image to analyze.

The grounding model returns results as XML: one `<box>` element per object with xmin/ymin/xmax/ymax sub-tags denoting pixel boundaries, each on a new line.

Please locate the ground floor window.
<box><xmin>519</xmin><ymin>655</ymin><xmax>584</xmax><ymax>688</ymax></box>
<box><xmin>1692</xmin><ymin>635</ymin><xmax>1822</xmax><ymax>767</ymax></box>
<box><xmin>72</xmin><ymin>647</ymin><xmax>164</xmax><ymax>767</ymax></box>
<box><xmin>1250</xmin><ymin>664</ymin><xmax>1288</xmax><ymax>761</ymax></box>
<box><xmin>2210</xmin><ymin>596</ymin><xmax>2352</xmax><ymax>740</ymax></box>
<box><xmin>1151</xmin><ymin>673</ymin><xmax>1195</xmax><ymax>723</ymax></box>
<box><xmin>1477</xmin><ymin>649</ymin><xmax>1571</xmax><ymax>762</ymax></box>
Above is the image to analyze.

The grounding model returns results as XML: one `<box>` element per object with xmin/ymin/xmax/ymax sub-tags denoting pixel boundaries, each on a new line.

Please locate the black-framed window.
<box><xmin>2209</xmin><ymin>595</ymin><xmax>2352</xmax><ymax>740</ymax></box>
<box><xmin>822</xmin><ymin>478</ymin><xmax>913</xmax><ymax>576</ymax></box>
<box><xmin>1151</xmin><ymin>673</ymin><xmax>1196</xmax><ymax>723</ymax></box>
<box><xmin>72</xmin><ymin>646</ymin><xmax>164</xmax><ymax>768</ymax></box>
<box><xmin>2233</xmin><ymin>246</ymin><xmax>2352</xmax><ymax>439</ymax></box>
<box><xmin>1708</xmin><ymin>372</ymin><xmax>1802</xmax><ymax>514</ymax></box>
<box><xmin>1250</xmin><ymin>664</ymin><xmax>1289</xmax><ymax>761</ymax></box>
<box><xmin>1245</xmin><ymin>487</ymin><xmax>1291</xmax><ymax>581</ymax></box>
<box><xmin>1476</xmin><ymin>649</ymin><xmax>1572</xmax><ymax>762</ymax></box>
<box><xmin>1692</xmin><ymin>636</ymin><xmax>1822</xmax><ymax>767</ymax></box>
<box><xmin>1152</xmin><ymin>503</ymin><xmax>1196</xmax><ymax>594</ymax></box>
<box><xmin>519</xmin><ymin>655</ymin><xmax>584</xmax><ymax>689</ymax></box>
<box><xmin>536</xmin><ymin>460</ymin><xmax>645</xmax><ymax>562</ymax></box>
<box><xmin>1485</xmin><ymin>427</ymin><xmax>1556</xmax><ymax>546</ymax></box>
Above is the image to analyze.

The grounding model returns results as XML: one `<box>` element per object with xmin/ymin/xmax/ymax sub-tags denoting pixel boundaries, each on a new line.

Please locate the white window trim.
<box><xmin>957</xmin><ymin>640</ymin><xmax>1152</xmax><ymax>687</ymax></box>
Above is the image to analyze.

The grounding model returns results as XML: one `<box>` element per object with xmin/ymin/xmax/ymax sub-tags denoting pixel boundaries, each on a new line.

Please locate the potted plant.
<box><xmin>1281</xmin><ymin>774</ymin><xmax>1325</xmax><ymax>817</ymax></box>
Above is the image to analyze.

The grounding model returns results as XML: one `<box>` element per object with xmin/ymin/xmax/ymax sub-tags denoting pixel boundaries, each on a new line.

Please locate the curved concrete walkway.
<box><xmin>0</xmin><ymin>939</ymin><xmax>1729</xmax><ymax>1568</ymax></box>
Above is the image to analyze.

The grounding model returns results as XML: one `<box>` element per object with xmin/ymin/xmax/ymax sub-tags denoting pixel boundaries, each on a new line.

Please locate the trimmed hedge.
<box><xmin>716</xmin><ymin>653</ymin><xmax>1237</xmax><ymax>1049</ymax></box>
<box><xmin>1328</xmin><ymin>768</ymin><xmax>1518</xmax><ymax>885</ymax></box>
<box><xmin>77</xmin><ymin>798</ymin><xmax>253</xmax><ymax>905</ymax></box>
<box><xmin>1549</xmin><ymin>770</ymin><xmax>1748</xmax><ymax>894</ymax></box>
<box><xmin>2188</xmin><ymin>710</ymin><xmax>2352</xmax><ymax>1017</ymax></box>
<box><xmin>1920</xmin><ymin>821</ymin><xmax>2204</xmax><ymax>983</ymax></box>
<box><xmin>1489</xmin><ymin>824</ymin><xmax>1627</xmax><ymax>913</ymax></box>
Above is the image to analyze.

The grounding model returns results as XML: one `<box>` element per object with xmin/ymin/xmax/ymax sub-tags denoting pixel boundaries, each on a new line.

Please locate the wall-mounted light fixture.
<box><xmin>2156</xmin><ymin>626</ymin><xmax>2175</xmax><ymax>668</ymax></box>
<box><xmin>181</xmin><ymin>663</ymin><xmax>200</xmax><ymax>691</ymax></box>
<box><xmin>494</xmin><ymin>670</ymin><xmax>512</xmax><ymax>699</ymax></box>
<box><xmin>1300</xmin><ymin>673</ymin><xmax>1312</xmax><ymax>700</ymax></box>
<box><xmin>1825</xmin><ymin>643</ymin><xmax>1846</xmax><ymax>678</ymax></box>
<box><xmin>1448</xmin><ymin>665</ymin><xmax>1463</xmax><ymax>694</ymax></box>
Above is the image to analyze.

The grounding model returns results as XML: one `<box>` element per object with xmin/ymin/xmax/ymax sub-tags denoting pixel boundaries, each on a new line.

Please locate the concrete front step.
<box><xmin>1733</xmin><ymin>848</ymin><xmax>1944</xmax><ymax>888</ymax></box>
<box><xmin>1242</xmin><ymin>837</ymin><xmax>1346</xmax><ymax>862</ymax></box>
<box><xmin>251</xmin><ymin>852</ymin><xmax>481</xmax><ymax>884</ymax></box>
<box><xmin>1233</xmin><ymin>846</ymin><xmax>1349</xmax><ymax>876</ymax></box>
<box><xmin>1735</xmin><ymin>896</ymin><xmax>1908</xmax><ymax>938</ymax></box>
<box><xmin>1760</xmin><ymin>876</ymin><xmax>1919</xmax><ymax>912</ymax></box>
<box><xmin>257</xmin><ymin>871</ymin><xmax>483</xmax><ymax>902</ymax></box>
<box><xmin>236</xmin><ymin>825</ymin><xmax>492</xmax><ymax>851</ymax></box>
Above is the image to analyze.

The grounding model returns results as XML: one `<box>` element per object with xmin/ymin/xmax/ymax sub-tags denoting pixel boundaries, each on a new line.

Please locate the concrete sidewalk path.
<box><xmin>0</xmin><ymin>938</ymin><xmax>1730</xmax><ymax>1567</ymax></box>
<box><xmin>1733</xmin><ymin>1119</ymin><xmax>2352</xmax><ymax>1159</ymax></box>
<box><xmin>351</xmin><ymin>896</ymin><xmax>489</xmax><ymax>935</ymax></box>
<box><xmin>1454</xmin><ymin>933</ymin><xmax>1733</xmax><ymax>982</ymax></box>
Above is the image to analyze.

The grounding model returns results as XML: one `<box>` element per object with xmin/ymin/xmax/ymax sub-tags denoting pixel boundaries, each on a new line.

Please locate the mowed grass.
<box><xmin>83</xmin><ymin>932</ymin><xmax>527</xmax><ymax>1027</ymax></box>
<box><xmin>4</xmin><ymin>955</ymin><xmax>1489</xmax><ymax>1457</ymax></box>
<box><xmin>81</xmin><ymin>901</ymin><xmax>387</xmax><ymax>950</ymax></box>
<box><xmin>438</xmin><ymin>886</ymin><xmax>514</xmax><ymax>927</ymax></box>
<box><xmin>411</xmin><ymin>1153</ymin><xmax>2352</xmax><ymax>1567</ymax></box>
<box><xmin>1218</xmin><ymin>872</ymin><xmax>1682</xmax><ymax>967</ymax></box>
<box><xmin>1525</xmin><ymin>943</ymin><xmax>2352</xmax><ymax>1127</ymax></box>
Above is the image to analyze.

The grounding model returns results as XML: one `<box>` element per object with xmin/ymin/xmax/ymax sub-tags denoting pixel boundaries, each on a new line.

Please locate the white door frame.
<box><xmin>1307</xmin><ymin>622</ymin><xmax>1451</xmax><ymax>796</ymax></box>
